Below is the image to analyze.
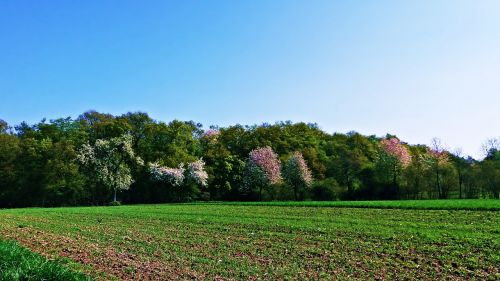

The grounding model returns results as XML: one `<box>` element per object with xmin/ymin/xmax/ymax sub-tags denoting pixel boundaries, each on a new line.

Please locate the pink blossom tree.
<box><xmin>379</xmin><ymin>137</ymin><xmax>412</xmax><ymax>196</ymax></box>
<box><xmin>380</xmin><ymin>138</ymin><xmax>411</xmax><ymax>167</ymax></box>
<box><xmin>283</xmin><ymin>151</ymin><xmax>313</xmax><ymax>200</ymax></box>
<box><xmin>242</xmin><ymin>146</ymin><xmax>282</xmax><ymax>200</ymax></box>
<box><xmin>202</xmin><ymin>129</ymin><xmax>220</xmax><ymax>140</ymax></box>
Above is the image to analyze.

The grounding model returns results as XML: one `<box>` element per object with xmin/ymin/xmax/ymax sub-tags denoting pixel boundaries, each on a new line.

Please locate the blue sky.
<box><xmin>1</xmin><ymin>1</ymin><xmax>499</xmax><ymax>158</ymax></box>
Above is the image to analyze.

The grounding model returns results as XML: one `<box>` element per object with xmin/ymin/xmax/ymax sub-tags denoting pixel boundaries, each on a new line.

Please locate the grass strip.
<box><xmin>0</xmin><ymin>240</ymin><xmax>90</xmax><ymax>281</ymax></box>
<box><xmin>200</xmin><ymin>199</ymin><xmax>500</xmax><ymax>210</ymax></box>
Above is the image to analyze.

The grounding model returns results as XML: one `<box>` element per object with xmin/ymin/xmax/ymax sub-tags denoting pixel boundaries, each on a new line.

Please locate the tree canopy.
<box><xmin>0</xmin><ymin>111</ymin><xmax>498</xmax><ymax>207</ymax></box>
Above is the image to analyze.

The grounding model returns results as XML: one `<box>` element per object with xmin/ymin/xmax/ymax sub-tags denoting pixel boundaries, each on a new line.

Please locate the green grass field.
<box><xmin>0</xmin><ymin>201</ymin><xmax>499</xmax><ymax>280</ymax></box>
<box><xmin>207</xmin><ymin>198</ymin><xmax>500</xmax><ymax>210</ymax></box>
<box><xmin>0</xmin><ymin>240</ymin><xmax>89</xmax><ymax>280</ymax></box>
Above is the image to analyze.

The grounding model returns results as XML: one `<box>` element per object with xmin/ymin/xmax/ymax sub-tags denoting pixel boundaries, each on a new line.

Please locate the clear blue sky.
<box><xmin>1</xmin><ymin>1</ymin><xmax>499</xmax><ymax>158</ymax></box>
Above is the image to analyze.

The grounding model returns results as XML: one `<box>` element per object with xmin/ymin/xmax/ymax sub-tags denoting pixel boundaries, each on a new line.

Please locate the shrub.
<box><xmin>311</xmin><ymin>178</ymin><xmax>340</xmax><ymax>201</ymax></box>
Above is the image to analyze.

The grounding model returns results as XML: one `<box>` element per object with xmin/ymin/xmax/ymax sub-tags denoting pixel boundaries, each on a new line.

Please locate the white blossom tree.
<box><xmin>149</xmin><ymin>158</ymin><xmax>208</xmax><ymax>187</ymax></box>
<box><xmin>77</xmin><ymin>134</ymin><xmax>143</xmax><ymax>203</ymax></box>
<box><xmin>148</xmin><ymin>158</ymin><xmax>208</xmax><ymax>201</ymax></box>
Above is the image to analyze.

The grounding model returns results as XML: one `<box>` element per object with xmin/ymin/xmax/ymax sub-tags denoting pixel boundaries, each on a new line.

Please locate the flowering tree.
<box><xmin>283</xmin><ymin>151</ymin><xmax>313</xmax><ymax>200</ymax></box>
<box><xmin>378</xmin><ymin>137</ymin><xmax>412</xmax><ymax>197</ymax></box>
<box><xmin>77</xmin><ymin>134</ymin><xmax>143</xmax><ymax>203</ymax></box>
<box><xmin>149</xmin><ymin>159</ymin><xmax>208</xmax><ymax>187</ymax></box>
<box><xmin>380</xmin><ymin>138</ymin><xmax>411</xmax><ymax>167</ymax></box>
<box><xmin>242</xmin><ymin>146</ymin><xmax>282</xmax><ymax>200</ymax></box>
<box><xmin>202</xmin><ymin>129</ymin><xmax>220</xmax><ymax>140</ymax></box>
<box><xmin>187</xmin><ymin>159</ymin><xmax>208</xmax><ymax>187</ymax></box>
<box><xmin>149</xmin><ymin>162</ymin><xmax>185</xmax><ymax>187</ymax></box>
<box><xmin>149</xmin><ymin>158</ymin><xmax>208</xmax><ymax>201</ymax></box>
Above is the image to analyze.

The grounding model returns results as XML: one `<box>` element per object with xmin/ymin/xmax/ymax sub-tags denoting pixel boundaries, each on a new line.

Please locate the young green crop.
<box><xmin>206</xmin><ymin>198</ymin><xmax>500</xmax><ymax>210</ymax></box>
<box><xmin>0</xmin><ymin>201</ymin><xmax>498</xmax><ymax>280</ymax></box>
<box><xmin>0</xmin><ymin>240</ymin><xmax>90</xmax><ymax>280</ymax></box>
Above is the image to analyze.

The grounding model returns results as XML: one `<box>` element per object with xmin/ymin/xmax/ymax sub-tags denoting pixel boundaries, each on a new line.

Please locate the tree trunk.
<box><xmin>458</xmin><ymin>172</ymin><xmax>463</xmax><ymax>199</ymax></box>
<box><xmin>293</xmin><ymin>185</ymin><xmax>298</xmax><ymax>201</ymax></box>
<box><xmin>345</xmin><ymin>170</ymin><xmax>352</xmax><ymax>199</ymax></box>
<box><xmin>393</xmin><ymin>164</ymin><xmax>399</xmax><ymax>199</ymax></box>
<box><xmin>435</xmin><ymin>167</ymin><xmax>442</xmax><ymax>199</ymax></box>
<box><xmin>113</xmin><ymin>188</ymin><xmax>117</xmax><ymax>202</ymax></box>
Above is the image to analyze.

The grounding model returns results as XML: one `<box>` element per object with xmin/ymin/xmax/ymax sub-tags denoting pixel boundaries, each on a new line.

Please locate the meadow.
<box><xmin>210</xmin><ymin>199</ymin><xmax>500</xmax><ymax>210</ymax></box>
<box><xmin>0</xmin><ymin>201</ymin><xmax>498</xmax><ymax>280</ymax></box>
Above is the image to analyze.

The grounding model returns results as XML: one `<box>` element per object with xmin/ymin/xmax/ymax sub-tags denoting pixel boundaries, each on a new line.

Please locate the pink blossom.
<box><xmin>249</xmin><ymin>146</ymin><xmax>282</xmax><ymax>184</ymax></box>
<box><xmin>380</xmin><ymin>138</ymin><xmax>411</xmax><ymax>167</ymax></box>
<box><xmin>202</xmin><ymin>129</ymin><xmax>220</xmax><ymax>139</ymax></box>
<box><xmin>428</xmin><ymin>148</ymin><xmax>449</xmax><ymax>164</ymax></box>
<box><xmin>293</xmin><ymin>151</ymin><xmax>313</xmax><ymax>185</ymax></box>
<box><xmin>284</xmin><ymin>151</ymin><xmax>313</xmax><ymax>186</ymax></box>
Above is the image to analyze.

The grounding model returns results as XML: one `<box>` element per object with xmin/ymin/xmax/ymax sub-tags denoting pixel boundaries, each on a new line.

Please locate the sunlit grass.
<box><xmin>205</xmin><ymin>199</ymin><xmax>500</xmax><ymax>210</ymax></box>
<box><xmin>1</xmin><ymin>201</ymin><xmax>498</xmax><ymax>279</ymax></box>
<box><xmin>0</xmin><ymin>240</ymin><xmax>89</xmax><ymax>280</ymax></box>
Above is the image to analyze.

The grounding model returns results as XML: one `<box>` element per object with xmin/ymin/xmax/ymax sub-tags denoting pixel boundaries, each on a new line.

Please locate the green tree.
<box><xmin>0</xmin><ymin>132</ymin><xmax>21</xmax><ymax>207</ymax></box>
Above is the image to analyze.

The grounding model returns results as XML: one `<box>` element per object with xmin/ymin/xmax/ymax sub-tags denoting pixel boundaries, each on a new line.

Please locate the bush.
<box><xmin>311</xmin><ymin>178</ymin><xmax>340</xmax><ymax>201</ymax></box>
<box><xmin>109</xmin><ymin>201</ymin><xmax>121</xmax><ymax>206</ymax></box>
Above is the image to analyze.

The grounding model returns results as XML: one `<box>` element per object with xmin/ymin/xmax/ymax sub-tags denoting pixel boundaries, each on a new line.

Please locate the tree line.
<box><xmin>0</xmin><ymin>111</ymin><xmax>498</xmax><ymax>208</ymax></box>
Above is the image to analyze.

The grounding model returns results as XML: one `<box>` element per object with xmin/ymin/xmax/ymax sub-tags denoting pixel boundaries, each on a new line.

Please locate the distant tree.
<box><xmin>481</xmin><ymin>138</ymin><xmax>500</xmax><ymax>159</ymax></box>
<box><xmin>242</xmin><ymin>146</ymin><xmax>282</xmax><ymax>200</ymax></box>
<box><xmin>184</xmin><ymin>159</ymin><xmax>209</xmax><ymax>201</ymax></box>
<box><xmin>40</xmin><ymin>140</ymin><xmax>86</xmax><ymax>206</ymax></box>
<box><xmin>149</xmin><ymin>162</ymin><xmax>185</xmax><ymax>187</ymax></box>
<box><xmin>202</xmin><ymin>129</ymin><xmax>220</xmax><ymax>140</ymax></box>
<box><xmin>0</xmin><ymin>133</ymin><xmax>20</xmax><ymax>207</ymax></box>
<box><xmin>1</xmin><ymin>110</ymin><xmax>498</xmax><ymax>206</ymax></box>
<box><xmin>149</xmin><ymin>158</ymin><xmax>208</xmax><ymax>202</ymax></box>
<box><xmin>200</xmin><ymin>128</ymin><xmax>245</xmax><ymax>200</ymax></box>
<box><xmin>77</xmin><ymin>134</ymin><xmax>143</xmax><ymax>203</ymax></box>
<box><xmin>327</xmin><ymin>133</ymin><xmax>377</xmax><ymax>199</ymax></box>
<box><xmin>428</xmin><ymin>138</ymin><xmax>450</xmax><ymax>199</ymax></box>
<box><xmin>77</xmin><ymin>110</ymin><xmax>128</xmax><ymax>141</ymax></box>
<box><xmin>380</xmin><ymin>138</ymin><xmax>411</xmax><ymax>167</ymax></box>
<box><xmin>119</xmin><ymin>112</ymin><xmax>155</xmax><ymax>149</ymax></box>
<box><xmin>187</xmin><ymin>159</ymin><xmax>209</xmax><ymax>187</ymax></box>
<box><xmin>0</xmin><ymin>119</ymin><xmax>8</xmax><ymax>133</ymax></box>
<box><xmin>450</xmin><ymin>148</ymin><xmax>470</xmax><ymax>199</ymax></box>
<box><xmin>283</xmin><ymin>151</ymin><xmax>313</xmax><ymax>200</ymax></box>
<box><xmin>478</xmin><ymin>149</ymin><xmax>500</xmax><ymax>198</ymax></box>
<box><xmin>378</xmin><ymin>138</ymin><xmax>412</xmax><ymax>198</ymax></box>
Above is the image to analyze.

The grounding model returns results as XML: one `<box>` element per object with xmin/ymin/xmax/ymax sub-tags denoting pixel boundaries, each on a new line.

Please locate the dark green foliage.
<box><xmin>0</xmin><ymin>111</ymin><xmax>498</xmax><ymax>207</ymax></box>
<box><xmin>0</xmin><ymin>240</ymin><xmax>90</xmax><ymax>280</ymax></box>
<box><xmin>311</xmin><ymin>178</ymin><xmax>340</xmax><ymax>201</ymax></box>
